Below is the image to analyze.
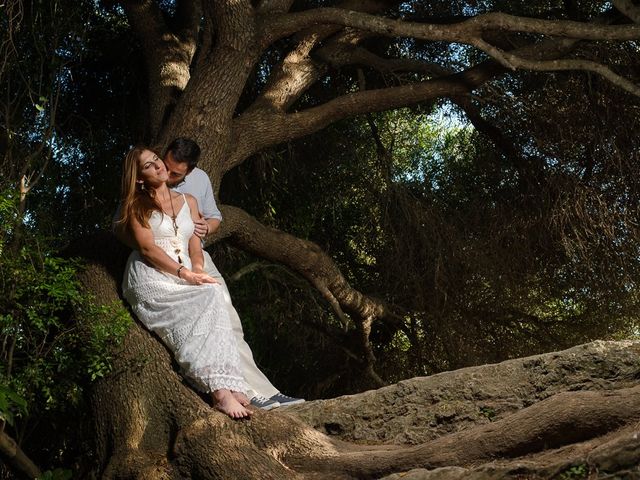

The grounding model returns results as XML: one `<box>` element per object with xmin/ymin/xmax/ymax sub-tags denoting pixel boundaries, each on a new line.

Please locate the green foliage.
<box><xmin>1</xmin><ymin>0</ymin><xmax>142</xmax><ymax>244</ymax></box>
<box><xmin>0</xmin><ymin>188</ymin><xmax>131</xmax><ymax>471</ymax></box>
<box><xmin>557</xmin><ymin>463</ymin><xmax>589</xmax><ymax>480</ymax></box>
<box><xmin>224</xmin><ymin>96</ymin><xmax>640</xmax><ymax>395</ymax></box>
<box><xmin>0</xmin><ymin>384</ymin><xmax>27</xmax><ymax>427</ymax></box>
<box><xmin>80</xmin><ymin>301</ymin><xmax>132</xmax><ymax>381</ymax></box>
<box><xmin>478</xmin><ymin>406</ymin><xmax>496</xmax><ymax>421</ymax></box>
<box><xmin>37</xmin><ymin>469</ymin><xmax>72</xmax><ymax>480</ymax></box>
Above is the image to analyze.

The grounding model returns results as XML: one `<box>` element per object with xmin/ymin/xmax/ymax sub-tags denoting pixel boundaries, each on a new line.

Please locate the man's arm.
<box><xmin>193</xmin><ymin>216</ymin><xmax>221</xmax><ymax>238</ymax></box>
<box><xmin>193</xmin><ymin>169</ymin><xmax>222</xmax><ymax>239</ymax></box>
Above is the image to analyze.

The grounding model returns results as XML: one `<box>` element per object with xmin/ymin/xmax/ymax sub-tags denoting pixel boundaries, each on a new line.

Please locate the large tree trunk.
<box><xmin>75</xmin><ymin>233</ymin><xmax>640</xmax><ymax>479</ymax></box>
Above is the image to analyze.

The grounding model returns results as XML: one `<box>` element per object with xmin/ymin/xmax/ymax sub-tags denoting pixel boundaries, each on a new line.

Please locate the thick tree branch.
<box><xmin>250</xmin><ymin>0</ymin><xmax>390</xmax><ymax>113</ymax></box>
<box><xmin>227</xmin><ymin>61</ymin><xmax>503</xmax><ymax>172</ymax></box>
<box><xmin>258</xmin><ymin>8</ymin><xmax>640</xmax><ymax>99</ymax></box>
<box><xmin>340</xmin><ymin>50</ymin><xmax>528</xmax><ymax>168</ymax></box>
<box><xmin>227</xmin><ymin>35</ymin><xmax>579</xmax><ymax>172</ymax></box>
<box><xmin>317</xmin><ymin>43</ymin><xmax>526</xmax><ymax>165</ymax></box>
<box><xmin>214</xmin><ymin>204</ymin><xmax>399</xmax><ymax>386</ymax></box>
<box><xmin>123</xmin><ymin>0</ymin><xmax>200</xmax><ymax>137</ymax></box>
<box><xmin>0</xmin><ymin>429</ymin><xmax>42</xmax><ymax>479</ymax></box>
<box><xmin>248</xmin><ymin>29</ymin><xmax>330</xmax><ymax>113</ymax></box>
<box><xmin>317</xmin><ymin>39</ymin><xmax>450</xmax><ymax>77</ymax></box>
<box><xmin>472</xmin><ymin>37</ymin><xmax>640</xmax><ymax>97</ymax></box>
<box><xmin>261</xmin><ymin>31</ymin><xmax>521</xmax><ymax>168</ymax></box>
<box><xmin>292</xmin><ymin>385</ymin><xmax>640</xmax><ymax>478</ymax></box>
<box><xmin>262</xmin><ymin>8</ymin><xmax>640</xmax><ymax>46</ymax></box>
<box><xmin>216</xmin><ymin>204</ymin><xmax>392</xmax><ymax>325</ymax></box>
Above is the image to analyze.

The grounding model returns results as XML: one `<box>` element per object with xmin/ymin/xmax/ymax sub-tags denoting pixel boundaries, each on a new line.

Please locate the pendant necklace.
<box><xmin>166</xmin><ymin>191</ymin><xmax>183</xmax><ymax>264</ymax></box>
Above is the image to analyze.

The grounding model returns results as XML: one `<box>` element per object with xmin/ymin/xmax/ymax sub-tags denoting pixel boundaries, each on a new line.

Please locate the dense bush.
<box><xmin>0</xmin><ymin>189</ymin><xmax>131</xmax><ymax>476</ymax></box>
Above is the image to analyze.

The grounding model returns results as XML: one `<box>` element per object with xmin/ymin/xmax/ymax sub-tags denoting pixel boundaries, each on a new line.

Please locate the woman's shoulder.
<box><xmin>170</xmin><ymin>190</ymin><xmax>193</xmax><ymax>204</ymax></box>
<box><xmin>182</xmin><ymin>193</ymin><xmax>198</xmax><ymax>208</ymax></box>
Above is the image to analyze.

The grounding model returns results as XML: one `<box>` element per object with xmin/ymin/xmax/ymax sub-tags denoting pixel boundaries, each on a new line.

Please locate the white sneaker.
<box><xmin>250</xmin><ymin>395</ymin><xmax>280</xmax><ymax>410</ymax></box>
<box><xmin>269</xmin><ymin>393</ymin><xmax>305</xmax><ymax>407</ymax></box>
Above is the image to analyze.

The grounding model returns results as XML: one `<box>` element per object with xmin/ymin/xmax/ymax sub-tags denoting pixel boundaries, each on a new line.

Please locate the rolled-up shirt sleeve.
<box><xmin>200</xmin><ymin>174</ymin><xmax>222</xmax><ymax>221</ymax></box>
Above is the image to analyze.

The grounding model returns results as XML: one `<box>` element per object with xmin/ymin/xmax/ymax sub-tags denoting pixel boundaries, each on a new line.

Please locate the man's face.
<box><xmin>164</xmin><ymin>152</ymin><xmax>190</xmax><ymax>187</ymax></box>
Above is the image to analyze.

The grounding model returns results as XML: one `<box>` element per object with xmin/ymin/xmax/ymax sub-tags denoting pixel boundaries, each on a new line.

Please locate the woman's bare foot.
<box><xmin>232</xmin><ymin>391</ymin><xmax>250</xmax><ymax>406</ymax></box>
<box><xmin>212</xmin><ymin>389</ymin><xmax>251</xmax><ymax>419</ymax></box>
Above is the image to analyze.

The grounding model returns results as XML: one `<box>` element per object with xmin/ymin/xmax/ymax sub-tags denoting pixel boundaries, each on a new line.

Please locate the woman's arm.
<box><xmin>129</xmin><ymin>215</ymin><xmax>214</xmax><ymax>285</ymax></box>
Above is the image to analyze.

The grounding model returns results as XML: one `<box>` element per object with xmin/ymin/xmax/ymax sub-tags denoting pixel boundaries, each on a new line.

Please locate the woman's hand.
<box><xmin>182</xmin><ymin>269</ymin><xmax>219</xmax><ymax>285</ymax></box>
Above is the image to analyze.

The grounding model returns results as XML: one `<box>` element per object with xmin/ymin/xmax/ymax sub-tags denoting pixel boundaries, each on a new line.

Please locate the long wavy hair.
<box><xmin>116</xmin><ymin>145</ymin><xmax>162</xmax><ymax>229</ymax></box>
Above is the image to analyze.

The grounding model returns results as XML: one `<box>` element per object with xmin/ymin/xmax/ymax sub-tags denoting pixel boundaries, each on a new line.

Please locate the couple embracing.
<box><xmin>114</xmin><ymin>138</ymin><xmax>303</xmax><ymax>419</ymax></box>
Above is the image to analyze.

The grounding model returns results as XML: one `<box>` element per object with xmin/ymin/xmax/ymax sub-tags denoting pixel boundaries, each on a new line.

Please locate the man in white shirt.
<box><xmin>162</xmin><ymin>138</ymin><xmax>304</xmax><ymax>409</ymax></box>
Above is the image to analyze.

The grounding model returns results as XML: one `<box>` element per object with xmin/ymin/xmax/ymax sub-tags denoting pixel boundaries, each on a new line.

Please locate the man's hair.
<box><xmin>165</xmin><ymin>137</ymin><xmax>201</xmax><ymax>170</ymax></box>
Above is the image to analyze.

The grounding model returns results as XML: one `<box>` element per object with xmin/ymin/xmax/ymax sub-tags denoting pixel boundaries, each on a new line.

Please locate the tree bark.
<box><xmin>157</xmin><ymin>0</ymin><xmax>261</xmax><ymax>188</ymax></box>
<box><xmin>122</xmin><ymin>0</ymin><xmax>200</xmax><ymax>137</ymax></box>
<box><xmin>0</xmin><ymin>430</ymin><xmax>42</xmax><ymax>479</ymax></box>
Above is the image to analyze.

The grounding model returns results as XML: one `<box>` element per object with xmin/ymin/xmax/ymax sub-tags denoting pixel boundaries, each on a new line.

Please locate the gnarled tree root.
<box><xmin>102</xmin><ymin>383</ymin><xmax>640</xmax><ymax>479</ymax></box>
<box><xmin>284</xmin><ymin>385</ymin><xmax>640</xmax><ymax>478</ymax></box>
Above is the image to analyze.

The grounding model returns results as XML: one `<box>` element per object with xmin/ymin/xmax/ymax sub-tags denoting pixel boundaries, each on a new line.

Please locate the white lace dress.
<box><xmin>122</xmin><ymin>198</ymin><xmax>247</xmax><ymax>394</ymax></box>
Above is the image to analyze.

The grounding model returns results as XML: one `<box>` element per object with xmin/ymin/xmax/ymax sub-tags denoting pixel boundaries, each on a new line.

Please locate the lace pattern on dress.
<box><xmin>123</xmin><ymin>198</ymin><xmax>247</xmax><ymax>394</ymax></box>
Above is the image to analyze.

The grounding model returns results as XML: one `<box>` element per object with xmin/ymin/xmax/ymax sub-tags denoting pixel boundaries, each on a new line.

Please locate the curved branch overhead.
<box><xmin>258</xmin><ymin>7</ymin><xmax>640</xmax><ymax>100</ymax></box>
<box><xmin>471</xmin><ymin>38</ymin><xmax>640</xmax><ymax>96</ymax></box>
<box><xmin>261</xmin><ymin>8</ymin><xmax>640</xmax><ymax>44</ymax></box>
<box><xmin>229</xmin><ymin>75</ymin><xmax>473</xmax><ymax>170</ymax></box>
<box><xmin>227</xmin><ymin>58</ymin><xmax>507</xmax><ymax>171</ymax></box>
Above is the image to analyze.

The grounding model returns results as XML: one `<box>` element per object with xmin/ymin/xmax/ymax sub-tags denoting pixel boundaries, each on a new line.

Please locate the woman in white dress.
<box><xmin>117</xmin><ymin>146</ymin><xmax>251</xmax><ymax>419</ymax></box>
